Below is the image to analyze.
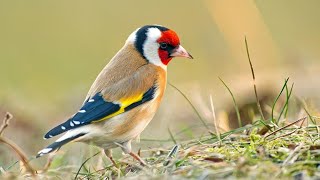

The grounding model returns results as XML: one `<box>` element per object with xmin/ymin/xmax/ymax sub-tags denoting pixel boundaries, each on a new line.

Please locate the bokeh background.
<box><xmin>1</xmin><ymin>0</ymin><xmax>320</xmax><ymax>168</ymax></box>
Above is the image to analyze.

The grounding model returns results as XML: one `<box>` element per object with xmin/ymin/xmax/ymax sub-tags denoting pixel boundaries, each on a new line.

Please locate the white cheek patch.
<box><xmin>143</xmin><ymin>28</ymin><xmax>167</xmax><ymax>70</ymax></box>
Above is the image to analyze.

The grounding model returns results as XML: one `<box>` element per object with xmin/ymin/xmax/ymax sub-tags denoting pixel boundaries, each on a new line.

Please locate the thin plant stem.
<box><xmin>245</xmin><ymin>37</ymin><xmax>265</xmax><ymax>121</ymax></box>
<box><xmin>277</xmin><ymin>83</ymin><xmax>294</xmax><ymax>124</ymax></box>
<box><xmin>169</xmin><ymin>82</ymin><xmax>209</xmax><ymax>130</ymax></box>
<box><xmin>210</xmin><ymin>94</ymin><xmax>221</xmax><ymax>145</ymax></box>
<box><xmin>218</xmin><ymin>77</ymin><xmax>242</xmax><ymax>127</ymax></box>
<box><xmin>271</xmin><ymin>78</ymin><xmax>290</xmax><ymax>124</ymax></box>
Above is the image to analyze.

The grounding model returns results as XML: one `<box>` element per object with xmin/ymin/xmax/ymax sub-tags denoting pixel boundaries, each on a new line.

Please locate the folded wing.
<box><xmin>44</xmin><ymin>84</ymin><xmax>157</xmax><ymax>139</ymax></box>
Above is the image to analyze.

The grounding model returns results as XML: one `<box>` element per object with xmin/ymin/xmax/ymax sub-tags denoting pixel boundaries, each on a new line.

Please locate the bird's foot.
<box><xmin>129</xmin><ymin>152</ymin><xmax>148</xmax><ymax>167</ymax></box>
<box><xmin>108</xmin><ymin>156</ymin><xmax>118</xmax><ymax>168</ymax></box>
<box><xmin>104</xmin><ymin>149</ymin><xmax>119</xmax><ymax>168</ymax></box>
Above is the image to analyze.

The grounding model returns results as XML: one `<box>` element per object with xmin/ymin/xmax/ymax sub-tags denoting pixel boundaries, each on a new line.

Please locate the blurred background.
<box><xmin>1</xmin><ymin>0</ymin><xmax>320</xmax><ymax>168</ymax></box>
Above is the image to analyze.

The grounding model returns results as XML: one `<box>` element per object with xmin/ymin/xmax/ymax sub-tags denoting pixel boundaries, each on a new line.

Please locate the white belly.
<box><xmin>80</xmin><ymin>97</ymin><xmax>159</xmax><ymax>149</ymax></box>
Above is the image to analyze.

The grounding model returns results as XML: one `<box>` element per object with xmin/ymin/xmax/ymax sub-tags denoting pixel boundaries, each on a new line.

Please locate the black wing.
<box><xmin>44</xmin><ymin>85</ymin><xmax>157</xmax><ymax>139</ymax></box>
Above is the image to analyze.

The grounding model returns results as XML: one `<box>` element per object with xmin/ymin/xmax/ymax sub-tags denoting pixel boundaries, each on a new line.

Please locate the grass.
<box><xmin>7</xmin><ymin>119</ymin><xmax>317</xmax><ymax>179</ymax></box>
<box><xmin>1</xmin><ymin>38</ymin><xmax>320</xmax><ymax>179</ymax></box>
<box><xmin>218</xmin><ymin>77</ymin><xmax>242</xmax><ymax>127</ymax></box>
<box><xmin>168</xmin><ymin>82</ymin><xmax>210</xmax><ymax>130</ymax></box>
<box><xmin>271</xmin><ymin>78</ymin><xmax>290</xmax><ymax>125</ymax></box>
<box><xmin>245</xmin><ymin>36</ymin><xmax>265</xmax><ymax>121</ymax></box>
<box><xmin>1</xmin><ymin>106</ymin><xmax>320</xmax><ymax>179</ymax></box>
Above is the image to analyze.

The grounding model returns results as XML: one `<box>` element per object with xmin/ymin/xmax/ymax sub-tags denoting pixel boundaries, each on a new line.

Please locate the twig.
<box><xmin>0</xmin><ymin>137</ymin><xmax>36</xmax><ymax>177</ymax></box>
<box><xmin>0</xmin><ymin>112</ymin><xmax>12</xmax><ymax>135</ymax></box>
<box><xmin>264</xmin><ymin>116</ymin><xmax>307</xmax><ymax>139</ymax></box>
<box><xmin>245</xmin><ymin>37</ymin><xmax>265</xmax><ymax>121</ymax></box>
<box><xmin>269</xmin><ymin>117</ymin><xmax>305</xmax><ymax>142</ymax></box>
<box><xmin>0</xmin><ymin>113</ymin><xmax>36</xmax><ymax>177</ymax></box>
<box><xmin>269</xmin><ymin>129</ymin><xmax>298</xmax><ymax>142</ymax></box>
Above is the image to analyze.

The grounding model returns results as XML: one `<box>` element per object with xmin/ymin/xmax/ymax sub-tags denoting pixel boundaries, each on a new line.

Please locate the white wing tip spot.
<box><xmin>79</xmin><ymin>110</ymin><xmax>86</xmax><ymax>113</ymax></box>
<box><xmin>61</xmin><ymin>126</ymin><xmax>66</xmax><ymax>130</ymax></box>
<box><xmin>88</xmin><ymin>99</ymin><xmax>94</xmax><ymax>102</ymax></box>
<box><xmin>70</xmin><ymin>121</ymin><xmax>74</xmax><ymax>127</ymax></box>
<box><xmin>73</xmin><ymin>121</ymin><xmax>80</xmax><ymax>125</ymax></box>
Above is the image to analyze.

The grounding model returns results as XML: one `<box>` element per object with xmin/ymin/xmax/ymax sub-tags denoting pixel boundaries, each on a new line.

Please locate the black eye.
<box><xmin>160</xmin><ymin>43</ymin><xmax>168</xmax><ymax>49</ymax></box>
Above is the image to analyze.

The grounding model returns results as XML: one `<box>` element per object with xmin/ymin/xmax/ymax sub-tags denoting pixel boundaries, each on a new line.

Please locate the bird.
<box><xmin>37</xmin><ymin>25</ymin><xmax>193</xmax><ymax>166</ymax></box>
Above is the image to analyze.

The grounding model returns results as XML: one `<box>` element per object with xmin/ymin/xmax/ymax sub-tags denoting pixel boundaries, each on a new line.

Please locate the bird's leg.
<box><xmin>120</xmin><ymin>140</ymin><xmax>147</xmax><ymax>166</ymax></box>
<box><xmin>104</xmin><ymin>149</ymin><xmax>118</xmax><ymax>167</ymax></box>
<box><xmin>128</xmin><ymin>151</ymin><xmax>147</xmax><ymax>166</ymax></box>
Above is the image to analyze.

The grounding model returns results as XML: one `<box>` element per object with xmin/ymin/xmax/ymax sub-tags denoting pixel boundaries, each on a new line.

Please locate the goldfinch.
<box><xmin>37</xmin><ymin>25</ymin><xmax>193</xmax><ymax>166</ymax></box>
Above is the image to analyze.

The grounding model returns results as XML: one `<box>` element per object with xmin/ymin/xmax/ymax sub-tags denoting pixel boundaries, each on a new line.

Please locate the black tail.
<box><xmin>37</xmin><ymin>133</ymin><xmax>86</xmax><ymax>158</ymax></box>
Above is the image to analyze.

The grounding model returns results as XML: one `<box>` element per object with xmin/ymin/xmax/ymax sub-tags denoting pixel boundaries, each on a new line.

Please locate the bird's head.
<box><xmin>126</xmin><ymin>25</ymin><xmax>193</xmax><ymax>68</ymax></box>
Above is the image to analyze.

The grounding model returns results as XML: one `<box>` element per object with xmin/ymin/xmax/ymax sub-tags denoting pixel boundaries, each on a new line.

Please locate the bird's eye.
<box><xmin>159</xmin><ymin>43</ymin><xmax>168</xmax><ymax>49</ymax></box>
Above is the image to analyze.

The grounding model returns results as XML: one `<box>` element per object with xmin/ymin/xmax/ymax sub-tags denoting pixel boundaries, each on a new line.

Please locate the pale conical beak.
<box><xmin>170</xmin><ymin>45</ymin><xmax>193</xmax><ymax>59</ymax></box>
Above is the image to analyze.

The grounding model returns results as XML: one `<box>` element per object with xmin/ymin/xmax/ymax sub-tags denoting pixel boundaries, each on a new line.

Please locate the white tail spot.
<box><xmin>38</xmin><ymin>148</ymin><xmax>52</xmax><ymax>155</ymax></box>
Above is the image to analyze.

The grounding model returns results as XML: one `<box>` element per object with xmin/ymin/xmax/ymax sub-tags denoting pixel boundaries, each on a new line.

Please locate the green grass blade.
<box><xmin>277</xmin><ymin>82</ymin><xmax>294</xmax><ymax>124</ymax></box>
<box><xmin>169</xmin><ymin>82</ymin><xmax>209</xmax><ymax>130</ymax></box>
<box><xmin>74</xmin><ymin>152</ymin><xmax>100</xmax><ymax>180</ymax></box>
<box><xmin>271</xmin><ymin>78</ymin><xmax>290</xmax><ymax>124</ymax></box>
<box><xmin>302</xmin><ymin>100</ymin><xmax>316</xmax><ymax>125</ymax></box>
<box><xmin>168</xmin><ymin>127</ymin><xmax>177</xmax><ymax>144</ymax></box>
<box><xmin>218</xmin><ymin>77</ymin><xmax>242</xmax><ymax>127</ymax></box>
<box><xmin>284</xmin><ymin>82</ymin><xmax>292</xmax><ymax>118</ymax></box>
